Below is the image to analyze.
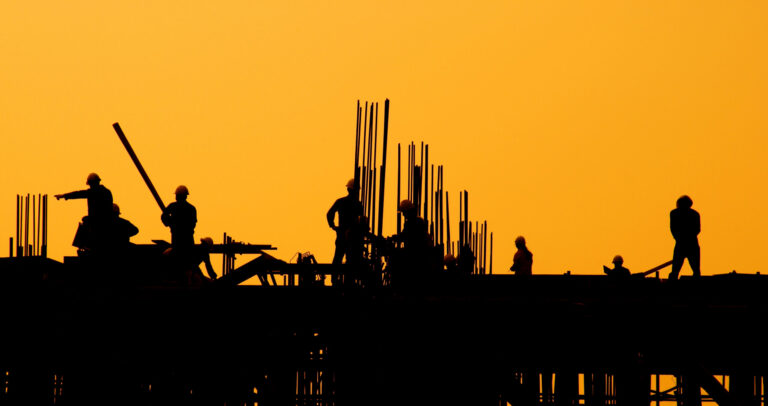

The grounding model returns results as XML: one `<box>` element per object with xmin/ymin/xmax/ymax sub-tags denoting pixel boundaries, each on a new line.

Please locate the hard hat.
<box><xmin>398</xmin><ymin>199</ymin><xmax>415</xmax><ymax>212</ymax></box>
<box><xmin>612</xmin><ymin>255</ymin><xmax>624</xmax><ymax>264</ymax></box>
<box><xmin>444</xmin><ymin>254</ymin><xmax>456</xmax><ymax>263</ymax></box>
<box><xmin>676</xmin><ymin>195</ymin><xmax>693</xmax><ymax>208</ymax></box>
<box><xmin>86</xmin><ymin>173</ymin><xmax>101</xmax><ymax>185</ymax></box>
<box><xmin>175</xmin><ymin>185</ymin><xmax>189</xmax><ymax>195</ymax></box>
<box><xmin>515</xmin><ymin>236</ymin><xmax>526</xmax><ymax>245</ymax></box>
<box><xmin>112</xmin><ymin>203</ymin><xmax>120</xmax><ymax>214</ymax></box>
<box><xmin>346</xmin><ymin>178</ymin><xmax>356</xmax><ymax>189</ymax></box>
<box><xmin>200</xmin><ymin>237</ymin><xmax>214</xmax><ymax>246</ymax></box>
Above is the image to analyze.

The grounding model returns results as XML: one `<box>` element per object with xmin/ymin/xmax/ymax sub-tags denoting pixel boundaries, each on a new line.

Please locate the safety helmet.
<box><xmin>112</xmin><ymin>203</ymin><xmax>120</xmax><ymax>215</ymax></box>
<box><xmin>444</xmin><ymin>254</ymin><xmax>456</xmax><ymax>264</ymax></box>
<box><xmin>398</xmin><ymin>199</ymin><xmax>415</xmax><ymax>212</ymax></box>
<box><xmin>676</xmin><ymin>195</ymin><xmax>693</xmax><ymax>209</ymax></box>
<box><xmin>515</xmin><ymin>236</ymin><xmax>526</xmax><ymax>246</ymax></box>
<box><xmin>86</xmin><ymin>173</ymin><xmax>101</xmax><ymax>185</ymax></box>
<box><xmin>346</xmin><ymin>178</ymin><xmax>356</xmax><ymax>189</ymax></box>
<box><xmin>175</xmin><ymin>185</ymin><xmax>189</xmax><ymax>196</ymax></box>
<box><xmin>200</xmin><ymin>237</ymin><xmax>214</xmax><ymax>246</ymax></box>
<box><xmin>612</xmin><ymin>255</ymin><xmax>624</xmax><ymax>265</ymax></box>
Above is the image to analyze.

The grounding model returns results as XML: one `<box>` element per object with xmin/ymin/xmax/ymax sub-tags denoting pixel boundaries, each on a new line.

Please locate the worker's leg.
<box><xmin>670</xmin><ymin>244</ymin><xmax>684</xmax><ymax>280</ymax></box>
<box><xmin>688</xmin><ymin>244</ymin><xmax>701</xmax><ymax>277</ymax></box>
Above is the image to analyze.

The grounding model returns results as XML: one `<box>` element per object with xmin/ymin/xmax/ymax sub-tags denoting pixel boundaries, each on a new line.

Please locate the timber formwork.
<box><xmin>0</xmin><ymin>256</ymin><xmax>767</xmax><ymax>406</ymax></box>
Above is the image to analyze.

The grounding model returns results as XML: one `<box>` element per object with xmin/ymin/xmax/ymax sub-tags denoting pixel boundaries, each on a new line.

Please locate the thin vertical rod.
<box><xmin>419</xmin><ymin>142</ymin><xmax>424</xmax><ymax>210</ymax></box>
<box><xmin>490</xmin><ymin>232</ymin><xmax>493</xmax><ymax>274</ymax></box>
<box><xmin>361</xmin><ymin>102</ymin><xmax>368</xmax><ymax>205</ymax></box>
<box><xmin>371</xmin><ymin>102</ymin><xmax>379</xmax><ymax>233</ymax></box>
<box><xmin>25</xmin><ymin>195</ymin><xmax>29</xmax><ymax>257</ymax></box>
<box><xmin>366</xmin><ymin>103</ymin><xmax>374</xmax><ymax>217</ymax></box>
<box><xmin>43</xmin><ymin>195</ymin><xmax>48</xmax><ymax>257</ymax></box>
<box><xmin>397</xmin><ymin>144</ymin><xmax>402</xmax><ymax>234</ymax></box>
<box><xmin>16</xmin><ymin>195</ymin><xmax>20</xmax><ymax>257</ymax></box>
<box><xmin>439</xmin><ymin>166</ymin><xmax>444</xmax><ymax>248</ymax></box>
<box><xmin>445</xmin><ymin>191</ymin><xmax>451</xmax><ymax>256</ymax></box>
<box><xmin>483</xmin><ymin>220</ymin><xmax>488</xmax><ymax>274</ymax></box>
<box><xmin>430</xmin><ymin>164</ymin><xmax>435</xmax><ymax>238</ymax></box>
<box><xmin>37</xmin><ymin>193</ymin><xmax>42</xmax><ymax>255</ymax></box>
<box><xmin>354</xmin><ymin>101</ymin><xmax>361</xmax><ymax>187</ymax></box>
<box><xmin>423</xmin><ymin>145</ymin><xmax>429</xmax><ymax>219</ymax></box>
<box><xmin>376</xmin><ymin>99</ymin><xmax>390</xmax><ymax>238</ymax></box>
<box><xmin>32</xmin><ymin>195</ymin><xmax>36</xmax><ymax>256</ymax></box>
<box><xmin>464</xmin><ymin>191</ymin><xmax>469</xmax><ymax>244</ymax></box>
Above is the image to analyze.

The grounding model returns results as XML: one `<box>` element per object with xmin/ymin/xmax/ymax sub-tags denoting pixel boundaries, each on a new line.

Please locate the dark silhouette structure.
<box><xmin>55</xmin><ymin>173</ymin><xmax>114</xmax><ymax>250</ymax></box>
<box><xmin>604</xmin><ymin>255</ymin><xmax>631</xmax><ymax>277</ymax></box>
<box><xmin>669</xmin><ymin>195</ymin><xmax>701</xmax><ymax>280</ymax></box>
<box><xmin>326</xmin><ymin>179</ymin><xmax>364</xmax><ymax>265</ymax></box>
<box><xmin>161</xmin><ymin>185</ymin><xmax>197</xmax><ymax>249</ymax></box>
<box><xmin>510</xmin><ymin>235</ymin><xmax>533</xmax><ymax>276</ymax></box>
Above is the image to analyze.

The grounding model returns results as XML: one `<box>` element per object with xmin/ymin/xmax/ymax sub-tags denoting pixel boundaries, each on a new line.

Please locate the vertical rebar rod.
<box><xmin>430</xmin><ymin>165</ymin><xmax>435</xmax><ymax>240</ymax></box>
<box><xmin>423</xmin><ymin>145</ymin><xmax>429</xmax><ymax>219</ymax></box>
<box><xmin>397</xmin><ymin>144</ymin><xmax>402</xmax><ymax>234</ymax></box>
<box><xmin>371</xmin><ymin>167</ymin><xmax>377</xmax><ymax>232</ymax></box>
<box><xmin>475</xmin><ymin>221</ymin><xmax>479</xmax><ymax>274</ymax></box>
<box><xmin>439</xmin><ymin>166</ymin><xmax>444</xmax><ymax>248</ymax></box>
<box><xmin>361</xmin><ymin>102</ymin><xmax>368</xmax><ymax>205</ymax></box>
<box><xmin>37</xmin><ymin>194</ymin><xmax>42</xmax><ymax>255</ymax></box>
<box><xmin>366</xmin><ymin>103</ymin><xmax>374</xmax><ymax>218</ymax></box>
<box><xmin>468</xmin><ymin>221</ymin><xmax>473</xmax><ymax>273</ymax></box>
<box><xmin>354</xmin><ymin>101</ymin><xmax>361</xmax><ymax>187</ymax></box>
<box><xmin>25</xmin><ymin>194</ymin><xmax>29</xmax><ymax>257</ymax></box>
<box><xmin>32</xmin><ymin>195</ymin><xmax>36</xmax><ymax>256</ymax></box>
<box><xmin>490</xmin><ymin>232</ymin><xmax>493</xmax><ymax>274</ymax></box>
<box><xmin>419</xmin><ymin>142</ymin><xmax>424</xmax><ymax>211</ymax></box>
<box><xmin>16</xmin><ymin>195</ymin><xmax>20</xmax><ymax>257</ymax></box>
<box><xmin>8</xmin><ymin>238</ymin><xmax>11</xmax><ymax>258</ymax></box>
<box><xmin>445</xmin><ymin>191</ymin><xmax>451</xmax><ymax>255</ymax></box>
<box><xmin>459</xmin><ymin>193</ymin><xmax>463</xmax><ymax>251</ymax></box>
<box><xmin>42</xmin><ymin>195</ymin><xmax>47</xmax><ymax>257</ymax></box>
<box><xmin>371</xmin><ymin>102</ymin><xmax>379</xmax><ymax>233</ymax></box>
<box><xmin>407</xmin><ymin>144</ymin><xmax>411</xmax><ymax>202</ymax></box>
<box><xmin>464</xmin><ymin>191</ymin><xmax>469</xmax><ymax>244</ymax></box>
<box><xmin>376</xmin><ymin>99</ymin><xmax>389</xmax><ymax>238</ymax></box>
<box><xmin>483</xmin><ymin>221</ymin><xmax>488</xmax><ymax>274</ymax></box>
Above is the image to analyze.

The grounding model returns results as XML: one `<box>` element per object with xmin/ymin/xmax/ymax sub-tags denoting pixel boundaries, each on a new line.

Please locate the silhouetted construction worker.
<box><xmin>509</xmin><ymin>236</ymin><xmax>533</xmax><ymax>276</ymax></box>
<box><xmin>394</xmin><ymin>199</ymin><xmax>430</xmax><ymax>252</ymax></box>
<box><xmin>109</xmin><ymin>203</ymin><xmax>139</xmax><ymax>246</ymax></box>
<box><xmin>326</xmin><ymin>179</ymin><xmax>364</xmax><ymax>265</ymax></box>
<box><xmin>669</xmin><ymin>195</ymin><xmax>701</xmax><ymax>280</ymax></box>
<box><xmin>161</xmin><ymin>185</ymin><xmax>197</xmax><ymax>249</ymax></box>
<box><xmin>55</xmin><ymin>173</ymin><xmax>114</xmax><ymax>250</ymax></box>
<box><xmin>604</xmin><ymin>255</ymin><xmax>631</xmax><ymax>277</ymax></box>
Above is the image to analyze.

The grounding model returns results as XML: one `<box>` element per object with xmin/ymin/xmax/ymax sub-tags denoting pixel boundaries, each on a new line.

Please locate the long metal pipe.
<box><xmin>113</xmin><ymin>123</ymin><xmax>166</xmax><ymax>211</ymax></box>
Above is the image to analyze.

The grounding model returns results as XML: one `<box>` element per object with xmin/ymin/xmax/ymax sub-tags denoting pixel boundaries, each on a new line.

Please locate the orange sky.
<box><xmin>2</xmin><ymin>0</ymin><xmax>768</xmax><ymax>277</ymax></box>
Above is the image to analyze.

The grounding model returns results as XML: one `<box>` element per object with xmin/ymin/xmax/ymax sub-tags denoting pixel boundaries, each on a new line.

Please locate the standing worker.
<box><xmin>669</xmin><ymin>195</ymin><xmax>701</xmax><ymax>280</ymax></box>
<box><xmin>162</xmin><ymin>185</ymin><xmax>197</xmax><ymax>249</ymax></box>
<box><xmin>326</xmin><ymin>179</ymin><xmax>364</xmax><ymax>265</ymax></box>
<box><xmin>509</xmin><ymin>236</ymin><xmax>533</xmax><ymax>276</ymax></box>
<box><xmin>55</xmin><ymin>173</ymin><xmax>114</xmax><ymax>250</ymax></box>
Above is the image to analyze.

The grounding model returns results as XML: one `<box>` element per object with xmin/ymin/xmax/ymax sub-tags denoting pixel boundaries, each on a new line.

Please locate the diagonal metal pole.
<box><xmin>113</xmin><ymin>122</ymin><xmax>166</xmax><ymax>211</ymax></box>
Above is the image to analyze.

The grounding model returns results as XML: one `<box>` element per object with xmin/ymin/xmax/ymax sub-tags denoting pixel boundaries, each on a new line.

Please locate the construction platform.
<box><xmin>0</xmin><ymin>254</ymin><xmax>766</xmax><ymax>406</ymax></box>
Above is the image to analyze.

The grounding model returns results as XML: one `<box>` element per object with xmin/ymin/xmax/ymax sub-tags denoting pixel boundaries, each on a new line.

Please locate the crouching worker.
<box><xmin>164</xmin><ymin>237</ymin><xmax>218</xmax><ymax>287</ymax></box>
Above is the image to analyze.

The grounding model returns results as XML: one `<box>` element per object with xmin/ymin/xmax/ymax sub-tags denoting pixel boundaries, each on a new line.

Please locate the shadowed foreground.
<box><xmin>1</xmin><ymin>255</ymin><xmax>766</xmax><ymax>406</ymax></box>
